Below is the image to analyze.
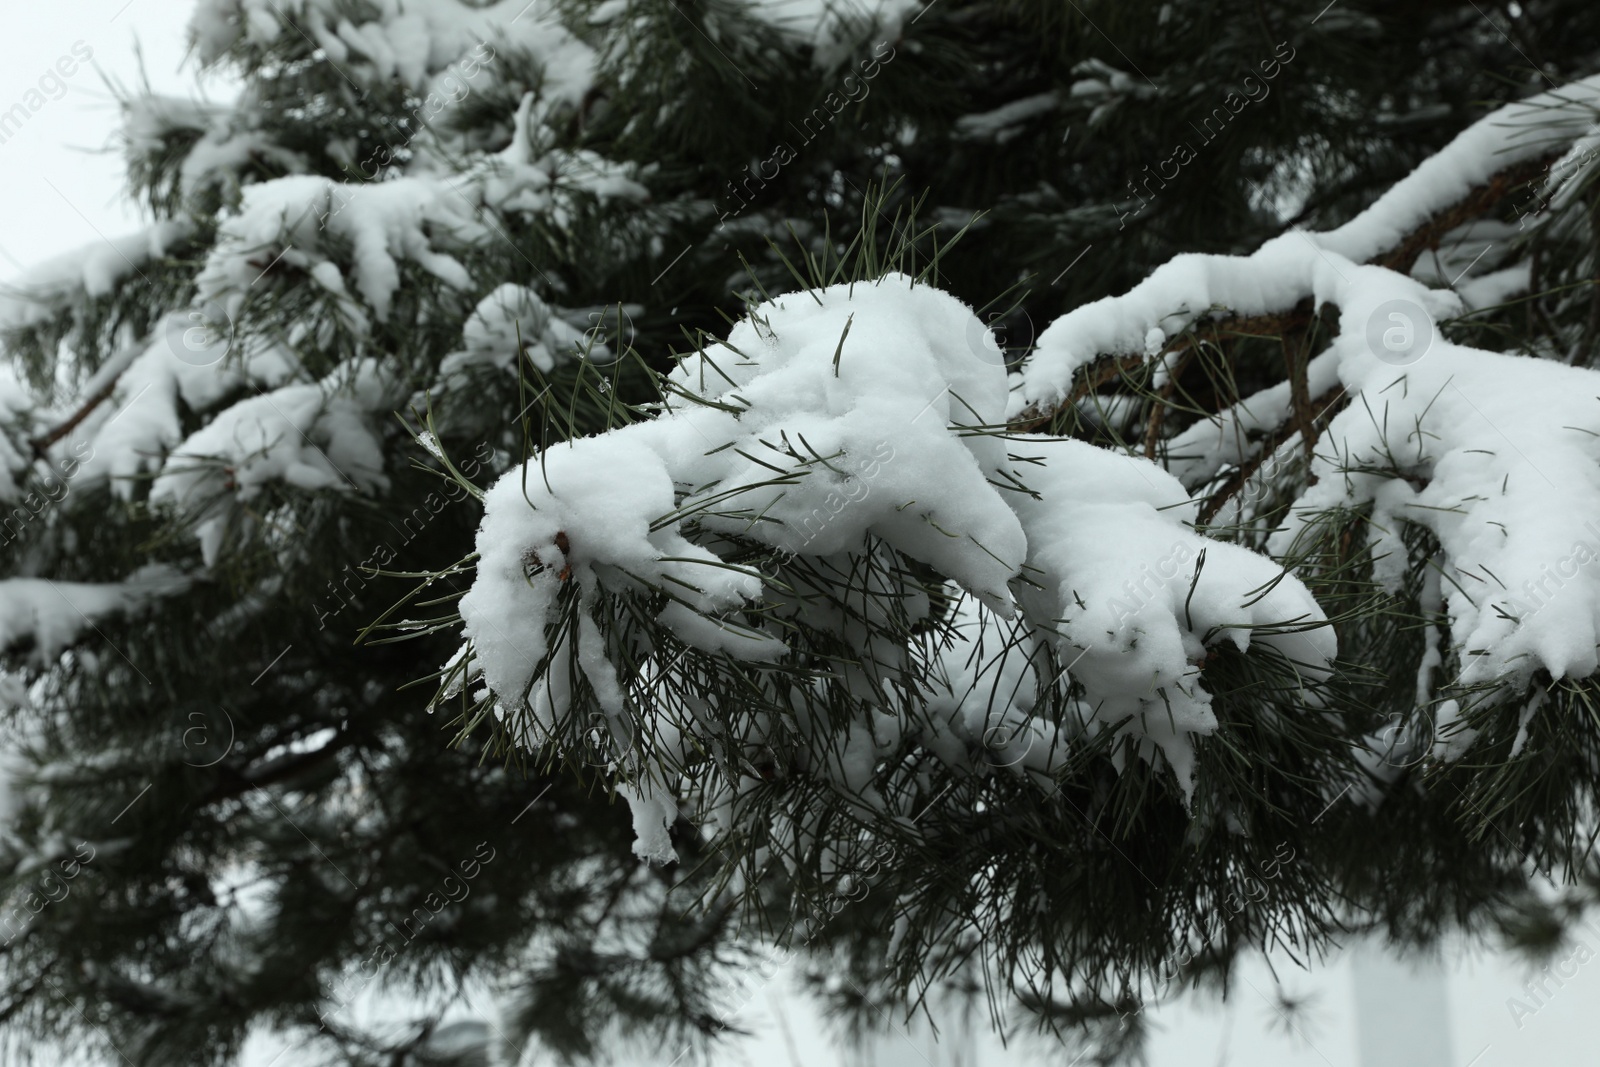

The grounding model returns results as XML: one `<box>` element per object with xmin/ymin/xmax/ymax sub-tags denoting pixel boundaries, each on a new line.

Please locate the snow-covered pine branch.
<box><xmin>410</xmin><ymin>66</ymin><xmax>1600</xmax><ymax>1022</ymax></box>
<box><xmin>1014</xmin><ymin>75</ymin><xmax>1600</xmax><ymax>775</ymax></box>
<box><xmin>436</xmin><ymin>270</ymin><xmax>1337</xmax><ymax>870</ymax></box>
<box><xmin>0</xmin><ymin>1</ymin><xmax>740</xmax><ymax>1060</ymax></box>
<box><xmin>7</xmin><ymin>0</ymin><xmax>1600</xmax><ymax>1060</ymax></box>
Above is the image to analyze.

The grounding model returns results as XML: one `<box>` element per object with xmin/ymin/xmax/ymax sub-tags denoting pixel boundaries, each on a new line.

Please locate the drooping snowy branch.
<box><xmin>443</xmin><ymin>275</ymin><xmax>1334</xmax><ymax>864</ymax></box>
<box><xmin>1013</xmin><ymin>73</ymin><xmax>1600</xmax><ymax>416</ymax></box>
<box><xmin>0</xmin><ymin>8</ymin><xmax>650</xmax><ymax>579</ymax></box>
<box><xmin>1007</xmin><ymin>75</ymin><xmax>1600</xmax><ymax>764</ymax></box>
<box><xmin>0</xmin><ymin>568</ymin><xmax>189</xmax><ymax>664</ymax></box>
<box><xmin>190</xmin><ymin>0</ymin><xmax>597</xmax><ymax>106</ymax></box>
<box><xmin>0</xmin><ymin>220</ymin><xmax>195</xmax><ymax>335</ymax></box>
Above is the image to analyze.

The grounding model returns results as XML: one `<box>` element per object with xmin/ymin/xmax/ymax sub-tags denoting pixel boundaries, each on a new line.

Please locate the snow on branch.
<box><xmin>193</xmin><ymin>173</ymin><xmax>482</xmax><ymax>332</ymax></box>
<box><xmin>1013</xmin><ymin>74</ymin><xmax>1600</xmax><ymax>417</ymax></box>
<box><xmin>190</xmin><ymin>0</ymin><xmax>597</xmax><ymax>107</ymax></box>
<box><xmin>190</xmin><ymin>94</ymin><xmax>645</xmax><ymax>335</ymax></box>
<box><xmin>0</xmin><ymin>71</ymin><xmax>644</xmax><ymax>584</ymax></box>
<box><xmin>1269</xmin><ymin>314</ymin><xmax>1600</xmax><ymax>701</ymax></box>
<box><xmin>148</xmin><ymin>359</ymin><xmax>398</xmax><ymax>565</ymax></box>
<box><xmin>0</xmin><ymin>220</ymin><xmax>194</xmax><ymax>333</ymax></box>
<box><xmin>0</xmin><ymin>567</ymin><xmax>189</xmax><ymax>664</ymax></box>
<box><xmin>441</xmin><ymin>275</ymin><xmax>1334</xmax><ymax>864</ymax></box>
<box><xmin>1008</xmin><ymin>74</ymin><xmax>1600</xmax><ymax>759</ymax></box>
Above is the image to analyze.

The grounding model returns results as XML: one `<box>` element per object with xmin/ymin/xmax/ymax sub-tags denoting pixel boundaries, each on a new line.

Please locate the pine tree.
<box><xmin>4</xmin><ymin>1</ymin><xmax>1600</xmax><ymax>1065</ymax></box>
<box><xmin>0</xmin><ymin>3</ymin><xmax>747</xmax><ymax>1064</ymax></box>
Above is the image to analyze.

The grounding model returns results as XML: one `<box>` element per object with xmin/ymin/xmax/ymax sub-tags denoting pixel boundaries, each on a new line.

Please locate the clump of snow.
<box><xmin>0</xmin><ymin>566</ymin><xmax>189</xmax><ymax>664</ymax></box>
<box><xmin>439</xmin><ymin>283</ymin><xmax>593</xmax><ymax>384</ymax></box>
<box><xmin>1011</xmin><ymin>436</ymin><xmax>1333</xmax><ymax>795</ymax></box>
<box><xmin>1270</xmin><ymin>316</ymin><xmax>1600</xmax><ymax>695</ymax></box>
<box><xmin>121</xmin><ymin>94</ymin><xmax>218</xmax><ymax>157</ymax></box>
<box><xmin>193</xmin><ymin>173</ymin><xmax>482</xmax><ymax>332</ymax></box>
<box><xmin>1061</xmin><ymin>59</ymin><xmax>1160</xmax><ymax>126</ymax></box>
<box><xmin>955</xmin><ymin>91</ymin><xmax>1061</xmax><ymax>143</ymax></box>
<box><xmin>0</xmin><ymin>220</ymin><xmax>194</xmax><ymax>331</ymax></box>
<box><xmin>450</xmin><ymin>275</ymin><xmax>1332</xmax><ymax>860</ymax></box>
<box><xmin>74</xmin><ymin>326</ymin><xmax>297</xmax><ymax>499</ymax></box>
<box><xmin>472</xmin><ymin>93</ymin><xmax>649</xmax><ymax>221</ymax></box>
<box><xmin>123</xmin><ymin>93</ymin><xmax>307</xmax><ymax>206</ymax></box>
<box><xmin>150</xmin><ymin>360</ymin><xmax>396</xmax><ymax>565</ymax></box>
<box><xmin>618</xmin><ymin>780</ymin><xmax>678</xmax><ymax>864</ymax></box>
<box><xmin>190</xmin><ymin>109</ymin><xmax>646</xmax><ymax>333</ymax></box>
<box><xmin>1454</xmin><ymin>263</ymin><xmax>1530</xmax><ymax>312</ymax></box>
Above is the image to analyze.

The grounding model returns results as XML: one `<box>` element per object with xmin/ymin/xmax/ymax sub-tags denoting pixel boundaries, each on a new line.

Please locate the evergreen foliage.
<box><xmin>2</xmin><ymin>1</ymin><xmax>1600</xmax><ymax>1065</ymax></box>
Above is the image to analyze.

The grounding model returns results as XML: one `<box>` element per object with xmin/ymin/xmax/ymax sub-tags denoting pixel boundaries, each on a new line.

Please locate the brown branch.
<box><xmin>1143</xmin><ymin>348</ymin><xmax>1192</xmax><ymax>460</ymax></box>
<box><xmin>28</xmin><ymin>372</ymin><xmax>125</xmax><ymax>459</ymax></box>
<box><xmin>1196</xmin><ymin>384</ymin><xmax>1349</xmax><ymax>526</ymax></box>
<box><xmin>1373</xmin><ymin>154</ymin><xmax>1557</xmax><ymax>276</ymax></box>
<box><xmin>1283</xmin><ymin>321</ymin><xmax>1314</xmax><ymax>463</ymax></box>
<box><xmin>1010</xmin><ymin>354</ymin><xmax>1146</xmax><ymax>432</ymax></box>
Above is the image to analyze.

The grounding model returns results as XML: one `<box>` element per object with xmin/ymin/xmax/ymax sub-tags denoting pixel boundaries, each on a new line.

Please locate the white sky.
<box><xmin>4</xmin><ymin>5</ymin><xmax>1600</xmax><ymax>1067</ymax></box>
<box><xmin>0</xmin><ymin>1</ymin><xmax>212</xmax><ymax>278</ymax></box>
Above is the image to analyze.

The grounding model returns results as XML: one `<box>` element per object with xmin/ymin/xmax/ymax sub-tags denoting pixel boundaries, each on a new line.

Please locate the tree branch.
<box><xmin>1010</xmin><ymin>153</ymin><xmax>1562</xmax><ymax>434</ymax></box>
<box><xmin>29</xmin><ymin>374</ymin><xmax>125</xmax><ymax>459</ymax></box>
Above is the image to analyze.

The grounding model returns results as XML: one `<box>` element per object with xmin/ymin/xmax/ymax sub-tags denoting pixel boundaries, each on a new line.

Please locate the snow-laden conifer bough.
<box><xmin>428</xmin><ymin>74</ymin><xmax>1600</xmax><ymax>870</ymax></box>
<box><xmin>0</xmin><ymin>0</ymin><xmax>652</xmax><ymax>663</ymax></box>
<box><xmin>9</xmin><ymin>0</ymin><xmax>1600</xmax><ymax>1049</ymax></box>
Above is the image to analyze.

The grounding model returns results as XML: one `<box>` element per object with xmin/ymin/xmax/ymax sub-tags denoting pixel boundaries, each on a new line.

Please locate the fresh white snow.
<box><xmin>452</xmin><ymin>275</ymin><xmax>1335</xmax><ymax>859</ymax></box>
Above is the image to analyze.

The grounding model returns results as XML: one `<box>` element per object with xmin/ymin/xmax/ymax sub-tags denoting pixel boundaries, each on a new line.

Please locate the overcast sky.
<box><xmin>0</xmin><ymin>1</ymin><xmax>213</xmax><ymax>277</ymax></box>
